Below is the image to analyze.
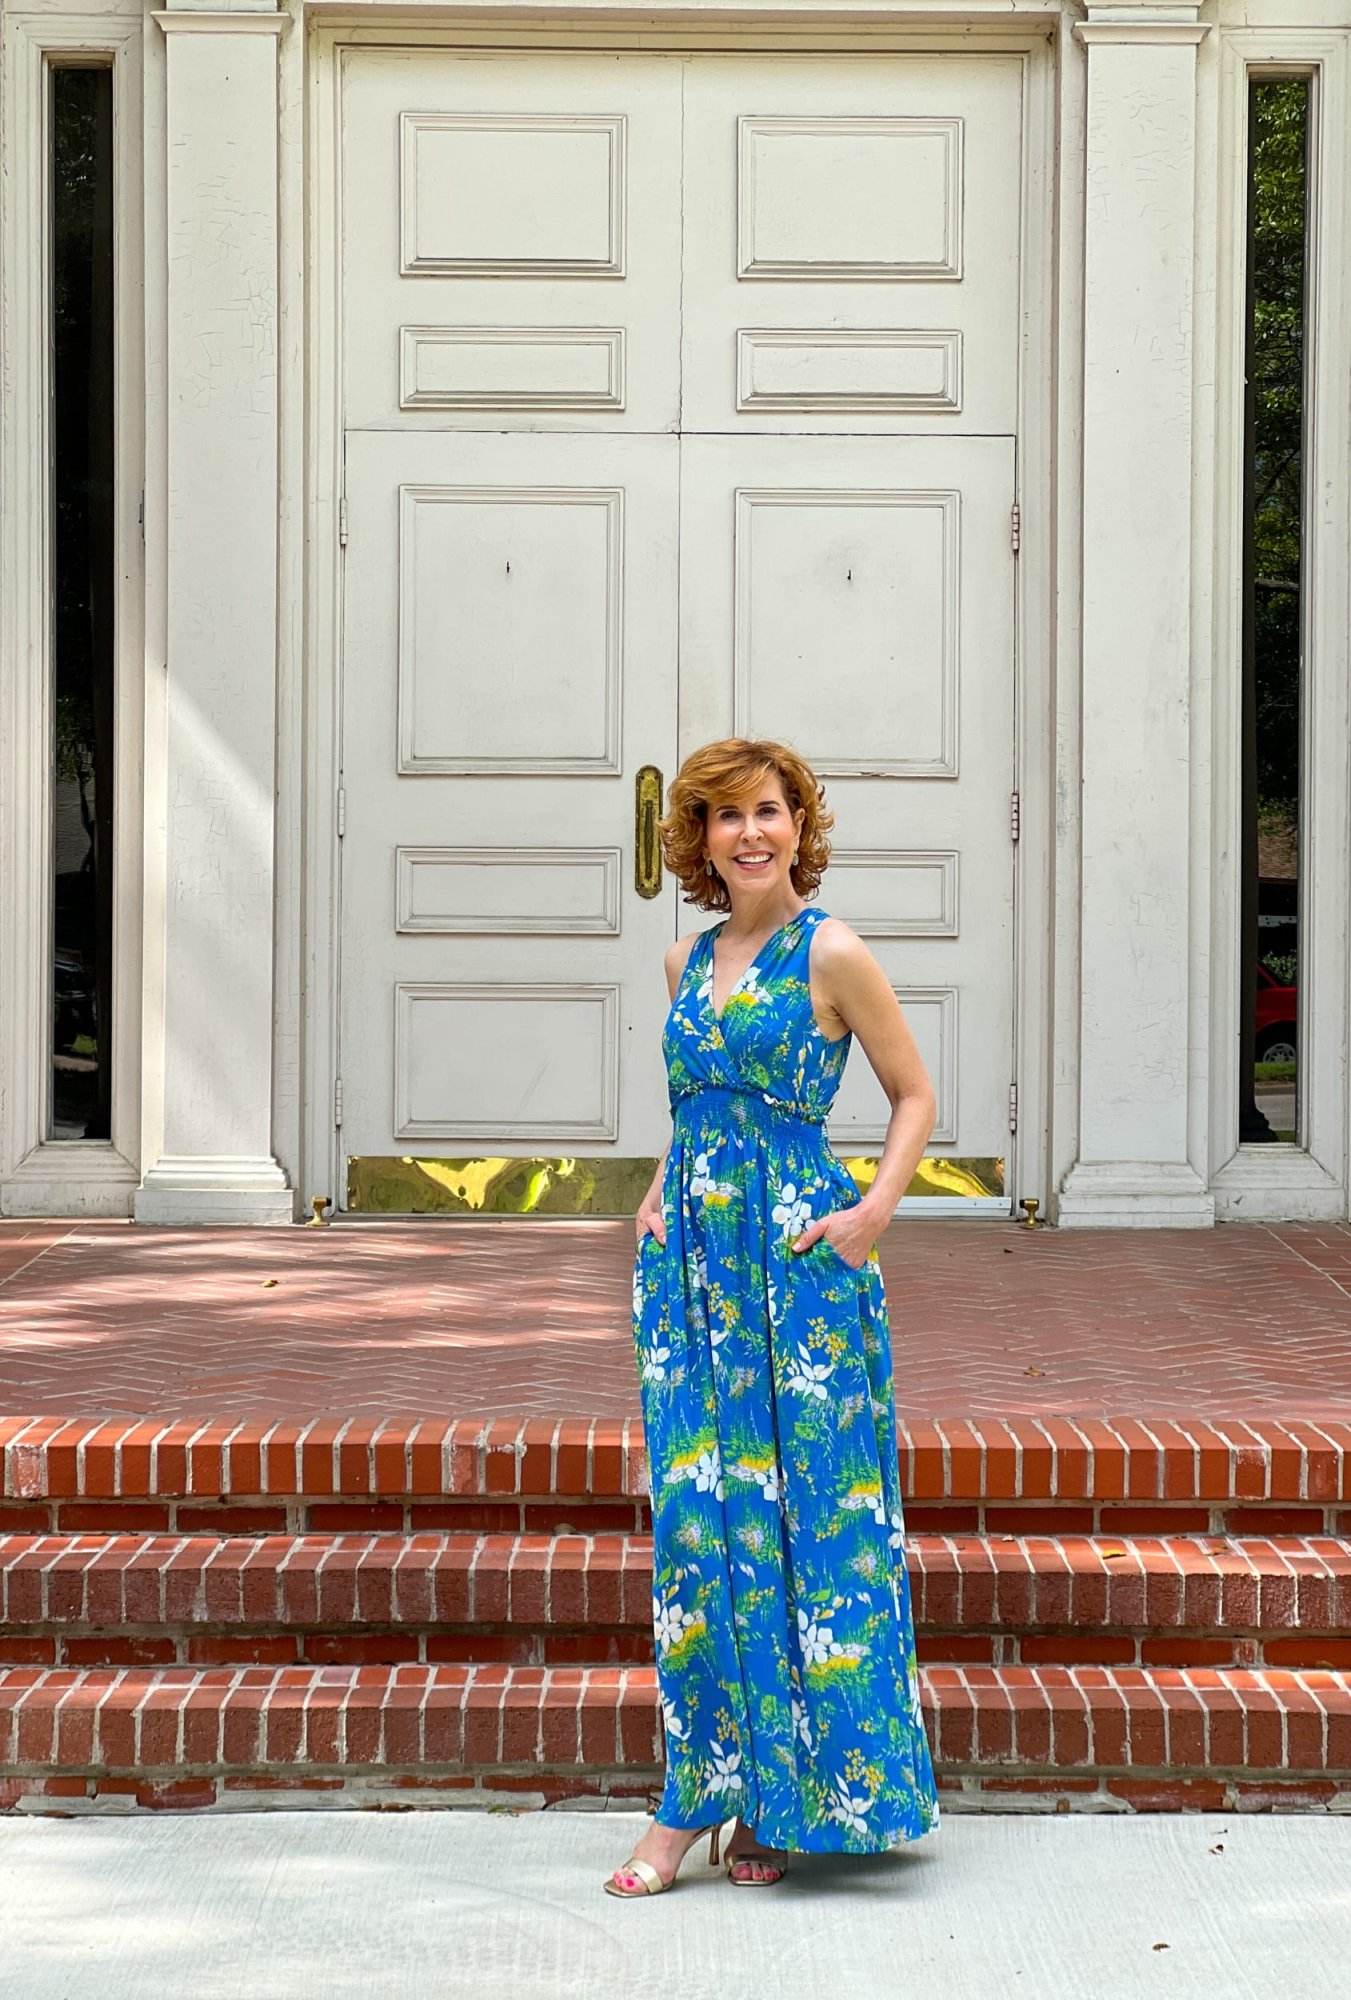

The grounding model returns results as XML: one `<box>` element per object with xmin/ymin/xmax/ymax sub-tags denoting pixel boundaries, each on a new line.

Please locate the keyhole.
<box><xmin>846</xmin><ymin>568</ymin><xmax>852</xmax><ymax>583</ymax></box>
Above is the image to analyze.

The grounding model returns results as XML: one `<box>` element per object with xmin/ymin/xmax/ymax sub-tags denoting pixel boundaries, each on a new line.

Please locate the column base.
<box><xmin>1055</xmin><ymin>1161</ymin><xmax>1215</xmax><ymax>1230</ymax></box>
<box><xmin>133</xmin><ymin>1156</ymin><xmax>295</xmax><ymax>1227</ymax></box>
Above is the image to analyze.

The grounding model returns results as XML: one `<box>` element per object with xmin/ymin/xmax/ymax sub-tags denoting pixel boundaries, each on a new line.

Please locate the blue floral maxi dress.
<box><xmin>631</xmin><ymin>905</ymin><xmax>940</xmax><ymax>1852</ymax></box>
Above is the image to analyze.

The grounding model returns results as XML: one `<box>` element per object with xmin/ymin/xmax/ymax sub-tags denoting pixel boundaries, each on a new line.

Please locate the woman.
<box><xmin>605</xmin><ymin>738</ymin><xmax>941</xmax><ymax>1899</ymax></box>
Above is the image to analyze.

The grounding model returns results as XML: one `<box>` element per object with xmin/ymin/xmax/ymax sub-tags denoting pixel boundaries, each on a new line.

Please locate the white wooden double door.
<box><xmin>338</xmin><ymin>48</ymin><xmax>1023</xmax><ymax>1189</ymax></box>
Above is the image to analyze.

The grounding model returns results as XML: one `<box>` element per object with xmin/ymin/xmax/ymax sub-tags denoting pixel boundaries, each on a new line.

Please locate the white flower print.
<box><xmin>660</xmin><ymin>1694</ymin><xmax>688</xmax><ymax>1743</ymax></box>
<box><xmin>785</xmin><ymin>1343</ymin><xmax>834</xmax><ymax>1399</ymax></box>
<box><xmin>640</xmin><ymin>1340</ymin><xmax>671</xmax><ymax>1384</ymax></box>
<box><xmin>704</xmin><ymin>1740</ymin><xmax>745</xmax><ymax>1799</ymax></box>
<box><xmin>791</xmin><ymin>1697</ymin><xmax>816</xmax><ymax>1755</ymax></box>
<box><xmin>797</xmin><ymin>1607</ymin><xmax>844</xmax><ymax>1667</ymax></box>
<box><xmin>693</xmin><ymin>1243</ymin><xmax>709</xmax><ymax>1295</ymax></box>
<box><xmin>765</xmin><ymin>1276</ymin><xmax>781</xmax><ymax>1328</ymax></box>
<box><xmin>828</xmin><ymin>1775</ymin><xmax>876</xmax><ymax>1838</ymax></box>
<box><xmin>771</xmin><ymin>1182</ymin><xmax>812</xmax><ymax>1239</ymax></box>
<box><xmin>729</xmin><ymin>1458</ymin><xmax>781</xmax><ymax>1505</ymax></box>
<box><xmin>888</xmin><ymin>1509</ymin><xmax>906</xmax><ymax>1552</ymax></box>
<box><xmin>653</xmin><ymin>1592</ymin><xmax>700</xmax><ymax>1654</ymax></box>
<box><xmin>693</xmin><ymin>1447</ymin><xmax>725</xmax><ymax>1500</ymax></box>
<box><xmin>690</xmin><ymin>1150</ymin><xmax>713</xmax><ymax>1198</ymax></box>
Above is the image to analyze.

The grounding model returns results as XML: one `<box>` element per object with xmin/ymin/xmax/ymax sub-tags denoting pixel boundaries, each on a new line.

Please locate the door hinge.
<box><xmin>1010</xmin><ymin>790</ymin><xmax>1021</xmax><ymax>844</ymax></box>
<box><xmin>338</xmin><ymin>497</ymin><xmax>349</xmax><ymax>548</ymax></box>
<box><xmin>334</xmin><ymin>1075</ymin><xmax>344</xmax><ymax>1128</ymax></box>
<box><xmin>1009</xmin><ymin>1082</ymin><xmax>1018</xmax><ymax>1133</ymax></box>
<box><xmin>336</xmin><ymin>786</ymin><xmax>346</xmax><ymax>839</ymax></box>
<box><xmin>1010</xmin><ymin>501</ymin><xmax>1021</xmax><ymax>554</ymax></box>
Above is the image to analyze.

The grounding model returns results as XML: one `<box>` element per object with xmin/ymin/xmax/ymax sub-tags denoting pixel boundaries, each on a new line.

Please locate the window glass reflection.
<box><xmin>1240</xmin><ymin>78</ymin><xmax>1307</xmax><ymax>1145</ymax></box>
<box><xmin>50</xmin><ymin>65</ymin><xmax>114</xmax><ymax>1140</ymax></box>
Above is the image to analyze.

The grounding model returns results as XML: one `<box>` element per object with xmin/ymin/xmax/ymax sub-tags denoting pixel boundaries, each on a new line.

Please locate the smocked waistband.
<box><xmin>672</xmin><ymin>1084</ymin><xmax>826</xmax><ymax>1131</ymax></box>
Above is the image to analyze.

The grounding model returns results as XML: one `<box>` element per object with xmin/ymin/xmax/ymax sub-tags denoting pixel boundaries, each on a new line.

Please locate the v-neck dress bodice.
<box><xmin>631</xmin><ymin>903</ymin><xmax>940</xmax><ymax>1853</ymax></box>
<box><xmin>665</xmin><ymin>908</ymin><xmax>852</xmax><ymax>1129</ymax></box>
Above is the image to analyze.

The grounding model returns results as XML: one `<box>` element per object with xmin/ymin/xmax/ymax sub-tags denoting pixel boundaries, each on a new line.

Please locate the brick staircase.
<box><xmin>2</xmin><ymin>1413</ymin><xmax>1350</xmax><ymax>1813</ymax></box>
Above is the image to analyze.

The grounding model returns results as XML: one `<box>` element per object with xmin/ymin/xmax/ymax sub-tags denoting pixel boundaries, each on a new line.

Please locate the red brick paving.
<box><xmin>1</xmin><ymin>1218</ymin><xmax>1349</xmax><ymax>1426</ymax></box>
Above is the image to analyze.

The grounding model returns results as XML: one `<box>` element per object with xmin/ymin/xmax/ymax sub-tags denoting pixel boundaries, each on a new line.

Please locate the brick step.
<box><xmin>913</xmin><ymin>1530</ymin><xmax>1351</xmax><ymax>1669</ymax></box>
<box><xmin>4</xmin><ymin>1415</ymin><xmax>1350</xmax><ymax>1525</ymax></box>
<box><xmin>0</xmin><ymin>1530</ymin><xmax>647</xmax><ymax>1669</ymax></box>
<box><xmin>2</xmin><ymin>1661</ymin><xmax>1350</xmax><ymax>1816</ymax></box>
<box><xmin>3</xmin><ymin>1531</ymin><xmax>1349</xmax><ymax>1672</ymax></box>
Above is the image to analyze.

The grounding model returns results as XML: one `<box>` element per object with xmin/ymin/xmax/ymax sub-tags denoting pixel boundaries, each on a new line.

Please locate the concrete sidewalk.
<box><xmin>4</xmin><ymin>1806</ymin><xmax>1347</xmax><ymax>2000</ymax></box>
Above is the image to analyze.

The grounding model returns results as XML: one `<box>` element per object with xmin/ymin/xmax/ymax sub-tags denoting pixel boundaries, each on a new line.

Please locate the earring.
<box><xmin>704</xmin><ymin>858</ymin><xmax>714</xmax><ymax>875</ymax></box>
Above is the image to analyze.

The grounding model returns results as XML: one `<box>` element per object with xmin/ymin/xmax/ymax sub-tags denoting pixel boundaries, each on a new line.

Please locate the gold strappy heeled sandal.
<box><xmin>725</xmin><ymin>1835</ymin><xmax>789</xmax><ymax>1886</ymax></box>
<box><xmin>603</xmin><ymin>1821</ymin><xmax>724</xmax><ymax>1898</ymax></box>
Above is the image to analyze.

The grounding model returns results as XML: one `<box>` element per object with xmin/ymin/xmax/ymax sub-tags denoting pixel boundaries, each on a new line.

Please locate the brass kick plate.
<box><xmin>347</xmin><ymin>1154</ymin><xmax>1005</xmax><ymax>1215</ymax></box>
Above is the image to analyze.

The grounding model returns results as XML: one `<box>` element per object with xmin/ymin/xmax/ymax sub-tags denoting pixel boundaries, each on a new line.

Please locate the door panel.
<box><xmin>340</xmin><ymin>430</ymin><xmax>679</xmax><ymax>1158</ymax></box>
<box><xmin>681</xmin><ymin>55</ymin><xmax>1023</xmax><ymax>435</ymax></box>
<box><xmin>680</xmin><ymin>434</ymin><xmax>1016</xmax><ymax>1155</ymax></box>
<box><xmin>342</xmin><ymin>51</ymin><xmax>683</xmax><ymax>433</ymax></box>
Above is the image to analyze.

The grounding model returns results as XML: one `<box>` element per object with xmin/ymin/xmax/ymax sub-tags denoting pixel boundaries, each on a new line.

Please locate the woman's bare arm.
<box><xmin>793</xmin><ymin>918</ymin><xmax>937</xmax><ymax>1258</ymax></box>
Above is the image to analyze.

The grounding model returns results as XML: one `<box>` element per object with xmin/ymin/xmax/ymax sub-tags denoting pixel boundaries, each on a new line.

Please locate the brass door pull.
<box><xmin>635</xmin><ymin>765</ymin><xmax>663</xmax><ymax>899</ymax></box>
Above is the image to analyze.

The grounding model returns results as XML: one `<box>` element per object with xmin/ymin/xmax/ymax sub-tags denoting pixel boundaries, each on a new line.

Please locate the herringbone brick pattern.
<box><xmin>1</xmin><ymin>1219</ymin><xmax>1349</xmax><ymax>1424</ymax></box>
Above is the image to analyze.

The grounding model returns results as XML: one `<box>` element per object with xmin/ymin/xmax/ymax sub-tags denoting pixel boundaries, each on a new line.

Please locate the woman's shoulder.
<box><xmin>806</xmin><ymin>911</ymin><xmax>869</xmax><ymax>970</ymax></box>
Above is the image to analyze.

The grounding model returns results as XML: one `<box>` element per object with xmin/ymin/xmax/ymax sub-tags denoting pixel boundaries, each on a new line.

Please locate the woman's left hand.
<box><xmin>792</xmin><ymin>1208</ymin><xmax>874</xmax><ymax>1270</ymax></box>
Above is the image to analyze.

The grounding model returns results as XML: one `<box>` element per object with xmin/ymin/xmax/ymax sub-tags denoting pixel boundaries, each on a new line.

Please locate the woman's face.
<box><xmin>703</xmin><ymin>775</ymin><xmax>805</xmax><ymax>907</ymax></box>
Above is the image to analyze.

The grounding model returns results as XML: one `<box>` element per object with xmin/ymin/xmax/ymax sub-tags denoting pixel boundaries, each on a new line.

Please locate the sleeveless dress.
<box><xmin>631</xmin><ymin>903</ymin><xmax>940</xmax><ymax>1852</ymax></box>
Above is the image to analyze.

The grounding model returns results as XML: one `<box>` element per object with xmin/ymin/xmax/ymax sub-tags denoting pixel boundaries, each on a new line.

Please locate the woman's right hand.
<box><xmin>635</xmin><ymin>1197</ymin><xmax>667</xmax><ymax>1248</ymax></box>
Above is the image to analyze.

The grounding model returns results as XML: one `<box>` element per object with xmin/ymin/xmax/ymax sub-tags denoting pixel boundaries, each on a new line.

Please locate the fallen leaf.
<box><xmin>1023</xmin><ymin>1366</ymin><xmax>1045</xmax><ymax>1377</ymax></box>
<box><xmin>261</xmin><ymin>1278</ymin><xmax>279</xmax><ymax>1288</ymax></box>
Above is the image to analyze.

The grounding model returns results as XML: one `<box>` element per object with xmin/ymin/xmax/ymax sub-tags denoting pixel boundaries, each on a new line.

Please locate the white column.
<box><xmin>1058</xmin><ymin>1</ymin><xmax>1214</xmax><ymax>1228</ymax></box>
<box><xmin>135</xmin><ymin>9</ymin><xmax>293</xmax><ymax>1224</ymax></box>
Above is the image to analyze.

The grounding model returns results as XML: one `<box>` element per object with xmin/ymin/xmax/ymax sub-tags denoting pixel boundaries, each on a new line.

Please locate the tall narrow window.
<box><xmin>1239</xmin><ymin>78</ymin><xmax>1309</xmax><ymax>1145</ymax></box>
<box><xmin>50</xmin><ymin>64</ymin><xmax>115</xmax><ymax>1140</ymax></box>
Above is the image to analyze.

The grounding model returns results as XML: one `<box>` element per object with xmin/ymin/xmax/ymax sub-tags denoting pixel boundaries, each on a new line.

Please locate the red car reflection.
<box><xmin>1255</xmin><ymin>962</ymin><xmax>1297</xmax><ymax>1063</ymax></box>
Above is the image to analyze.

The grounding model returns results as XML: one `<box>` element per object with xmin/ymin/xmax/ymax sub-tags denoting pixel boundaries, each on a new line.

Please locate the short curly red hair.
<box><xmin>659</xmin><ymin>737</ymin><xmax>835</xmax><ymax>914</ymax></box>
